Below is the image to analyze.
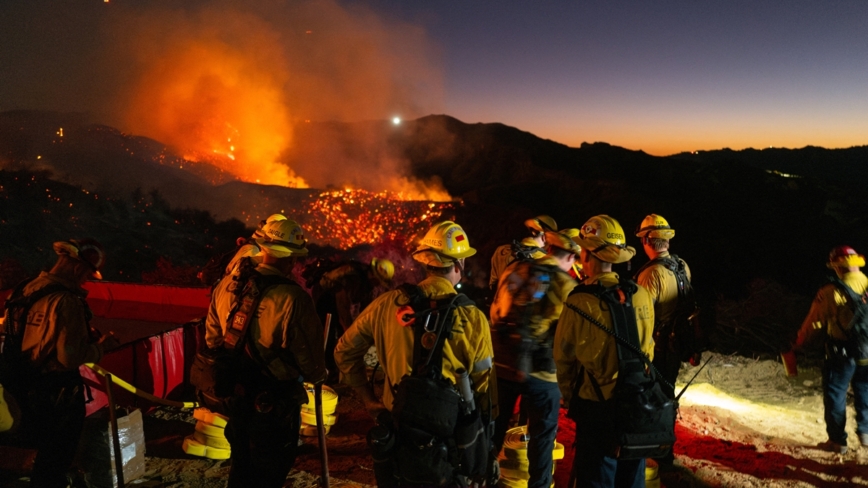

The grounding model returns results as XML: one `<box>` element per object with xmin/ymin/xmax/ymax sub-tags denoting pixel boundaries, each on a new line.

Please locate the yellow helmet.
<box><xmin>256</xmin><ymin>219</ymin><xmax>309</xmax><ymax>257</ymax></box>
<box><xmin>413</xmin><ymin>221</ymin><xmax>476</xmax><ymax>267</ymax></box>
<box><xmin>559</xmin><ymin>228</ymin><xmax>580</xmax><ymax>239</ymax></box>
<box><xmin>574</xmin><ymin>215</ymin><xmax>636</xmax><ymax>264</ymax></box>
<box><xmin>524</xmin><ymin>215</ymin><xmax>558</xmax><ymax>234</ymax></box>
<box><xmin>253</xmin><ymin>213</ymin><xmax>288</xmax><ymax>238</ymax></box>
<box><xmin>519</xmin><ymin>237</ymin><xmax>546</xmax><ymax>259</ymax></box>
<box><xmin>53</xmin><ymin>238</ymin><xmax>106</xmax><ymax>280</ymax></box>
<box><xmin>635</xmin><ymin>214</ymin><xmax>675</xmax><ymax>239</ymax></box>
<box><xmin>371</xmin><ymin>258</ymin><xmax>395</xmax><ymax>283</ymax></box>
<box><xmin>545</xmin><ymin>231</ymin><xmax>580</xmax><ymax>255</ymax></box>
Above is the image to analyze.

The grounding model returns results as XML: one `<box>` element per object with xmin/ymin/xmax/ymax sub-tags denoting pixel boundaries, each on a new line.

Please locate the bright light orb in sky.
<box><xmin>392</xmin><ymin>117</ymin><xmax>401</xmax><ymax>125</ymax></box>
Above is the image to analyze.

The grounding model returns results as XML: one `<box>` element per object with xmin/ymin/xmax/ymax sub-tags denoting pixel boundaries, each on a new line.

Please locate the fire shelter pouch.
<box><xmin>391</xmin><ymin>375</ymin><xmax>461</xmax><ymax>438</ymax></box>
<box><xmin>395</xmin><ymin>425</ymin><xmax>453</xmax><ymax>486</ymax></box>
<box><xmin>190</xmin><ymin>348</ymin><xmax>241</xmax><ymax>401</ymax></box>
<box><xmin>454</xmin><ymin>409</ymin><xmax>489</xmax><ymax>478</ymax></box>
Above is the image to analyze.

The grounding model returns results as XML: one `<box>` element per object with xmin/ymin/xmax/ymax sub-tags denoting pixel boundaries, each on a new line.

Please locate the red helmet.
<box><xmin>828</xmin><ymin>245</ymin><xmax>865</xmax><ymax>269</ymax></box>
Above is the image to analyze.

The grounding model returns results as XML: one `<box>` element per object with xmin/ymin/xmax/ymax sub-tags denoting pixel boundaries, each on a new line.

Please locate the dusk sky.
<box><xmin>2</xmin><ymin>0</ymin><xmax>867</xmax><ymax>156</ymax></box>
<box><xmin>364</xmin><ymin>0</ymin><xmax>868</xmax><ymax>155</ymax></box>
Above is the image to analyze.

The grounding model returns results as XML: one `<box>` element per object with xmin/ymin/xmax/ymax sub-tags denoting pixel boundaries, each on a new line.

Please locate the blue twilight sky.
<box><xmin>358</xmin><ymin>0</ymin><xmax>868</xmax><ymax>155</ymax></box>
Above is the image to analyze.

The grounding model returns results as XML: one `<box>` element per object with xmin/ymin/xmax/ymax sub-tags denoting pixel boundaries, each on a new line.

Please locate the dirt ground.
<box><xmin>2</xmin><ymin>352</ymin><xmax>867</xmax><ymax>487</ymax></box>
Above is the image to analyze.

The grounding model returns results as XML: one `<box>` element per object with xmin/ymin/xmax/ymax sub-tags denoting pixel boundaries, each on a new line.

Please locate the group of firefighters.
<box><xmin>3</xmin><ymin>211</ymin><xmax>868</xmax><ymax>488</ymax></box>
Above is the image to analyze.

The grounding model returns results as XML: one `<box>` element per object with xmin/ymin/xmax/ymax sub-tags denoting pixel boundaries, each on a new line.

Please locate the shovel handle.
<box><xmin>323</xmin><ymin>313</ymin><xmax>332</xmax><ymax>353</ymax></box>
<box><xmin>314</xmin><ymin>382</ymin><xmax>330</xmax><ymax>488</ymax></box>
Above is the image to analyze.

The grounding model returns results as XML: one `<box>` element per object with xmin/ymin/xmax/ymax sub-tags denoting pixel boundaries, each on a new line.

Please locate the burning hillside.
<box><xmin>304</xmin><ymin>188</ymin><xmax>455</xmax><ymax>250</ymax></box>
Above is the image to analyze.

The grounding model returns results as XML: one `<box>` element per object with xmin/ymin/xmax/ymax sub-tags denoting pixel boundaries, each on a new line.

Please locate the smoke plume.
<box><xmin>0</xmin><ymin>0</ymin><xmax>448</xmax><ymax>197</ymax></box>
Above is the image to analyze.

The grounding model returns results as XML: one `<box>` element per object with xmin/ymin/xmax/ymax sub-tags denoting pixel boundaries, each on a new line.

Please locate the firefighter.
<box><xmin>490</xmin><ymin>231</ymin><xmax>579</xmax><ymax>488</ymax></box>
<box><xmin>554</xmin><ymin>216</ymin><xmax>654</xmax><ymax>488</ymax></box>
<box><xmin>204</xmin><ymin>218</ymin><xmax>327</xmax><ymax>487</ymax></box>
<box><xmin>1</xmin><ymin>239</ymin><xmax>119</xmax><ymax>487</ymax></box>
<box><xmin>793</xmin><ymin>246</ymin><xmax>868</xmax><ymax>454</ymax></box>
<box><xmin>633</xmin><ymin>214</ymin><xmax>696</xmax><ymax>467</ymax></box>
<box><xmin>634</xmin><ymin>214</ymin><xmax>695</xmax><ymax>386</ymax></box>
<box><xmin>311</xmin><ymin>257</ymin><xmax>394</xmax><ymax>383</ymax></box>
<box><xmin>334</xmin><ymin>221</ymin><xmax>497</xmax><ymax>484</ymax></box>
<box><xmin>489</xmin><ymin>215</ymin><xmax>558</xmax><ymax>292</ymax></box>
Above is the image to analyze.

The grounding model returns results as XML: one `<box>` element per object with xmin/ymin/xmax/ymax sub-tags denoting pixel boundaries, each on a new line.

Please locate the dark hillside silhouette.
<box><xmin>4</xmin><ymin>110</ymin><xmax>868</xmax><ymax>345</ymax></box>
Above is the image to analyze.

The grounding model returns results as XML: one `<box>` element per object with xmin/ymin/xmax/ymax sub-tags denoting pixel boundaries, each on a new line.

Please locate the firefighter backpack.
<box><xmin>490</xmin><ymin>261</ymin><xmax>560</xmax><ymax>375</ymax></box>
<box><xmin>388</xmin><ymin>284</ymin><xmax>489</xmax><ymax>485</ymax></box>
<box><xmin>635</xmin><ymin>254</ymin><xmax>702</xmax><ymax>362</ymax></box>
<box><xmin>190</xmin><ymin>262</ymin><xmax>298</xmax><ymax>412</ymax></box>
<box><xmin>826</xmin><ymin>276</ymin><xmax>868</xmax><ymax>360</ymax></box>
<box><xmin>564</xmin><ymin>278</ymin><xmax>677</xmax><ymax>460</ymax></box>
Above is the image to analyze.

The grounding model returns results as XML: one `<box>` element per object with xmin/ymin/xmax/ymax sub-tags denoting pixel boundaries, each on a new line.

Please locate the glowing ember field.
<box><xmin>304</xmin><ymin>188</ymin><xmax>455</xmax><ymax>250</ymax></box>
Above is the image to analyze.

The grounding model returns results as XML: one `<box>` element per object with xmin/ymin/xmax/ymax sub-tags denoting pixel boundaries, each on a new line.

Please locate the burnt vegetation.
<box><xmin>0</xmin><ymin>168</ymin><xmax>246</xmax><ymax>286</ymax></box>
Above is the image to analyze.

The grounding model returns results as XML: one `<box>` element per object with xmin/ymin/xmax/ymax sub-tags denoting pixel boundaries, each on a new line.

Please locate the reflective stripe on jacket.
<box><xmin>554</xmin><ymin>272</ymin><xmax>655</xmax><ymax>406</ymax></box>
<box><xmin>334</xmin><ymin>275</ymin><xmax>497</xmax><ymax>417</ymax></box>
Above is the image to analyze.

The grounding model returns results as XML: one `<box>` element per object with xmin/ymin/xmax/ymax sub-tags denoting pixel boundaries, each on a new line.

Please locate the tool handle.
<box><xmin>323</xmin><ymin>313</ymin><xmax>332</xmax><ymax>353</ymax></box>
<box><xmin>314</xmin><ymin>383</ymin><xmax>331</xmax><ymax>488</ymax></box>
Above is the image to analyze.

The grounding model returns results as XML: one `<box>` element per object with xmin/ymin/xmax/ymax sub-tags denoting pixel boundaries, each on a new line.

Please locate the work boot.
<box><xmin>817</xmin><ymin>440</ymin><xmax>848</xmax><ymax>454</ymax></box>
<box><xmin>859</xmin><ymin>433</ymin><xmax>868</xmax><ymax>447</ymax></box>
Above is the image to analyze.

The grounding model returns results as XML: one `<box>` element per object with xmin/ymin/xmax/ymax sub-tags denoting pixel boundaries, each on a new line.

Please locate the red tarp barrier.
<box><xmin>83</xmin><ymin>282</ymin><xmax>211</xmax><ymax>324</ymax></box>
<box><xmin>0</xmin><ymin>281</ymin><xmax>210</xmax><ymax>324</ymax></box>
<box><xmin>2</xmin><ymin>281</ymin><xmax>211</xmax><ymax>415</ymax></box>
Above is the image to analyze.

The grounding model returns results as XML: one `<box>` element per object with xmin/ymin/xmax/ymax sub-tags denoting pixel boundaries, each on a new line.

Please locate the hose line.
<box><xmin>84</xmin><ymin>363</ymin><xmax>199</xmax><ymax>409</ymax></box>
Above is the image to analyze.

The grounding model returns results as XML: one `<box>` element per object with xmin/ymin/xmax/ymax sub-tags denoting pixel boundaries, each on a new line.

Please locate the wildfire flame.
<box><xmin>305</xmin><ymin>188</ymin><xmax>455</xmax><ymax>249</ymax></box>
<box><xmin>113</xmin><ymin>2</ymin><xmax>449</xmax><ymax>202</ymax></box>
<box><xmin>122</xmin><ymin>14</ymin><xmax>306</xmax><ymax>188</ymax></box>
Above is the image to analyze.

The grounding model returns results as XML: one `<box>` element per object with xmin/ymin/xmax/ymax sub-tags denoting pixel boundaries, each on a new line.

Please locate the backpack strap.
<box><xmin>633</xmin><ymin>255</ymin><xmax>678</xmax><ymax>280</ymax></box>
<box><xmin>827</xmin><ymin>276</ymin><xmax>866</xmax><ymax>339</ymax></box>
<box><xmin>565</xmin><ymin>279</ymin><xmax>673</xmax><ymax>393</ymax></box>
<box><xmin>223</xmin><ymin>268</ymin><xmax>298</xmax><ymax>351</ymax></box>
<box><xmin>398</xmin><ymin>284</ymin><xmax>473</xmax><ymax>379</ymax></box>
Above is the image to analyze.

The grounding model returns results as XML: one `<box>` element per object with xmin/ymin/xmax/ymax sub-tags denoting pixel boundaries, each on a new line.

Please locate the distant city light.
<box><xmin>765</xmin><ymin>169</ymin><xmax>801</xmax><ymax>179</ymax></box>
<box><xmin>392</xmin><ymin>117</ymin><xmax>401</xmax><ymax>125</ymax></box>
